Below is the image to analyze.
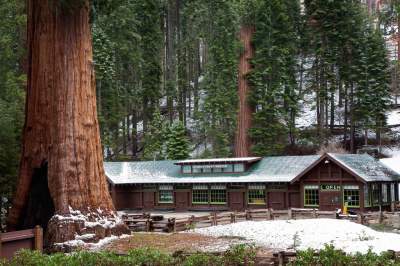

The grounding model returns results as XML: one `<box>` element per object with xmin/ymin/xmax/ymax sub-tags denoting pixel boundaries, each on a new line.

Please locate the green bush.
<box><xmin>182</xmin><ymin>253</ymin><xmax>223</xmax><ymax>266</ymax></box>
<box><xmin>3</xmin><ymin>244</ymin><xmax>256</xmax><ymax>266</ymax></box>
<box><xmin>293</xmin><ymin>245</ymin><xmax>400</xmax><ymax>266</ymax></box>
<box><xmin>224</xmin><ymin>244</ymin><xmax>256</xmax><ymax>265</ymax></box>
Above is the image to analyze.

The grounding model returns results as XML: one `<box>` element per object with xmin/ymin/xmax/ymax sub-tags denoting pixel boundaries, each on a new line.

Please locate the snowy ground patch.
<box><xmin>195</xmin><ymin>219</ymin><xmax>400</xmax><ymax>254</ymax></box>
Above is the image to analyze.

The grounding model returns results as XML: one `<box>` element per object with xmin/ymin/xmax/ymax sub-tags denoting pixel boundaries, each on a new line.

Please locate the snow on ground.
<box><xmin>381</xmin><ymin>146</ymin><xmax>400</xmax><ymax>158</ymax></box>
<box><xmin>195</xmin><ymin>219</ymin><xmax>400</xmax><ymax>254</ymax></box>
<box><xmin>58</xmin><ymin>234</ymin><xmax>130</xmax><ymax>251</ymax></box>
<box><xmin>388</xmin><ymin>109</ymin><xmax>400</xmax><ymax>126</ymax></box>
<box><xmin>380</xmin><ymin>157</ymin><xmax>400</xmax><ymax>174</ymax></box>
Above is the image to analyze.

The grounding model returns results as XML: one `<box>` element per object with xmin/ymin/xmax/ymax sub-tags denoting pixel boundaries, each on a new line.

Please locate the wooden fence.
<box><xmin>122</xmin><ymin>208</ymin><xmax>338</xmax><ymax>233</ymax></box>
<box><xmin>0</xmin><ymin>226</ymin><xmax>43</xmax><ymax>260</ymax></box>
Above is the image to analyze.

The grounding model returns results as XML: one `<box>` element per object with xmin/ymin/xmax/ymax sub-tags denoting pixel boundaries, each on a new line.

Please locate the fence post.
<box><xmin>357</xmin><ymin>213</ymin><xmax>364</xmax><ymax>225</ymax></box>
<box><xmin>34</xmin><ymin>225</ymin><xmax>43</xmax><ymax>252</ymax></box>
<box><xmin>145</xmin><ymin>218</ymin><xmax>151</xmax><ymax>232</ymax></box>
<box><xmin>313</xmin><ymin>208</ymin><xmax>317</xmax><ymax>218</ymax></box>
<box><xmin>288</xmin><ymin>208</ymin><xmax>293</xmax><ymax>220</ymax></box>
<box><xmin>230</xmin><ymin>212</ymin><xmax>236</xmax><ymax>223</ymax></box>
<box><xmin>245</xmin><ymin>210</ymin><xmax>250</xmax><ymax>220</ymax></box>
<box><xmin>212</xmin><ymin>213</ymin><xmax>217</xmax><ymax>226</ymax></box>
<box><xmin>391</xmin><ymin>202</ymin><xmax>395</xmax><ymax>212</ymax></box>
<box><xmin>379</xmin><ymin>209</ymin><xmax>383</xmax><ymax>224</ymax></box>
<box><xmin>266</xmin><ymin>209</ymin><xmax>271</xmax><ymax>220</ymax></box>
<box><xmin>278</xmin><ymin>251</ymin><xmax>285</xmax><ymax>266</ymax></box>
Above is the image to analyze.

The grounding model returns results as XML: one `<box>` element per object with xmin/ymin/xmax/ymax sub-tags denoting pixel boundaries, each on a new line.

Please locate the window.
<box><xmin>192</xmin><ymin>185</ymin><xmax>208</xmax><ymax>204</ymax></box>
<box><xmin>372</xmin><ymin>184</ymin><xmax>380</xmax><ymax>205</ymax></box>
<box><xmin>391</xmin><ymin>183</ymin><xmax>396</xmax><ymax>203</ymax></box>
<box><xmin>382</xmin><ymin>184</ymin><xmax>388</xmax><ymax>203</ymax></box>
<box><xmin>182</xmin><ymin>165</ymin><xmax>191</xmax><ymax>174</ymax></box>
<box><xmin>210</xmin><ymin>185</ymin><xmax>226</xmax><ymax>204</ymax></box>
<box><xmin>248</xmin><ymin>185</ymin><xmax>266</xmax><ymax>204</ymax></box>
<box><xmin>234</xmin><ymin>164</ymin><xmax>244</xmax><ymax>172</ymax></box>
<box><xmin>158</xmin><ymin>185</ymin><xmax>173</xmax><ymax>203</ymax></box>
<box><xmin>202</xmin><ymin>167</ymin><xmax>212</xmax><ymax>173</ymax></box>
<box><xmin>304</xmin><ymin>185</ymin><xmax>319</xmax><ymax>207</ymax></box>
<box><xmin>343</xmin><ymin>185</ymin><xmax>360</xmax><ymax>207</ymax></box>
<box><xmin>364</xmin><ymin>185</ymin><xmax>371</xmax><ymax>207</ymax></box>
<box><xmin>222</xmin><ymin>165</ymin><xmax>234</xmax><ymax>173</ymax></box>
<box><xmin>213</xmin><ymin>167</ymin><xmax>223</xmax><ymax>173</ymax></box>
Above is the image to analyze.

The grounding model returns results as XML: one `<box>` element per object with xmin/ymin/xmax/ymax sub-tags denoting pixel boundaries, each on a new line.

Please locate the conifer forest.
<box><xmin>1</xmin><ymin>0</ymin><xmax>400</xmax><ymax>208</ymax></box>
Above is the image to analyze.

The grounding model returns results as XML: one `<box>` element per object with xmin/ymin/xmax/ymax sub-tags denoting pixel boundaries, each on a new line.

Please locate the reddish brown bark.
<box><xmin>234</xmin><ymin>25</ymin><xmax>255</xmax><ymax>157</ymax></box>
<box><xmin>8</xmin><ymin>0</ymin><xmax>114</xmax><ymax>230</ymax></box>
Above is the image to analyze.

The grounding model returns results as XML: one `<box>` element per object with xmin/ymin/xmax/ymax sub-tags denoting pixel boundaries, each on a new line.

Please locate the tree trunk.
<box><xmin>350</xmin><ymin>82</ymin><xmax>355</xmax><ymax>153</ymax></box>
<box><xmin>234</xmin><ymin>25</ymin><xmax>255</xmax><ymax>157</ymax></box>
<box><xmin>343</xmin><ymin>84</ymin><xmax>348</xmax><ymax>149</ymax></box>
<box><xmin>8</xmin><ymin>0</ymin><xmax>121</xmax><ymax>244</ymax></box>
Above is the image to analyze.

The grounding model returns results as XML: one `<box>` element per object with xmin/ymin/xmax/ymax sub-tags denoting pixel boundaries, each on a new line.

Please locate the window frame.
<box><xmin>192</xmin><ymin>185</ymin><xmax>209</xmax><ymax>204</ymax></box>
<box><xmin>343</xmin><ymin>185</ymin><xmax>360</xmax><ymax>208</ymax></box>
<box><xmin>304</xmin><ymin>185</ymin><xmax>319</xmax><ymax>207</ymax></box>
<box><xmin>248</xmin><ymin>185</ymin><xmax>266</xmax><ymax>205</ymax></box>
<box><xmin>210</xmin><ymin>185</ymin><xmax>227</xmax><ymax>204</ymax></box>
<box><xmin>372</xmin><ymin>184</ymin><xmax>380</xmax><ymax>206</ymax></box>
<box><xmin>382</xmin><ymin>184</ymin><xmax>389</xmax><ymax>204</ymax></box>
<box><xmin>364</xmin><ymin>184</ymin><xmax>371</xmax><ymax>207</ymax></box>
<box><xmin>158</xmin><ymin>185</ymin><xmax>174</xmax><ymax>204</ymax></box>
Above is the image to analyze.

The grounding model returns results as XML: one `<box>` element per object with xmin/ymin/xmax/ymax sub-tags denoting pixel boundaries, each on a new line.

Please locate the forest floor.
<box><xmin>100</xmin><ymin>232</ymin><xmax>257</xmax><ymax>254</ymax></box>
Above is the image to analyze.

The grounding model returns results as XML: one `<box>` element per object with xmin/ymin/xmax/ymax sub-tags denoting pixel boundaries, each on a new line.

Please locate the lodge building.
<box><xmin>105</xmin><ymin>153</ymin><xmax>400</xmax><ymax>212</ymax></box>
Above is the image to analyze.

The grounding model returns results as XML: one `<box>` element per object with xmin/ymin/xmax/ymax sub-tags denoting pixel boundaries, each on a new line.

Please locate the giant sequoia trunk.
<box><xmin>234</xmin><ymin>25</ymin><xmax>255</xmax><ymax>157</ymax></box>
<box><xmin>8</xmin><ymin>0</ymin><xmax>120</xmax><ymax>245</ymax></box>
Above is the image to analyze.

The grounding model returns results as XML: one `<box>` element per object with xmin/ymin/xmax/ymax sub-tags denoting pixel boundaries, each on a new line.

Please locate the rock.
<box><xmin>94</xmin><ymin>224</ymin><xmax>106</xmax><ymax>239</ymax></box>
<box><xmin>111</xmin><ymin>223</ymin><xmax>130</xmax><ymax>236</ymax></box>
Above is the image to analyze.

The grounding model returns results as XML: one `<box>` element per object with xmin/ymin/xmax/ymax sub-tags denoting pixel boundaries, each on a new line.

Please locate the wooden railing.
<box><xmin>0</xmin><ymin>225</ymin><xmax>43</xmax><ymax>260</ymax></box>
<box><xmin>122</xmin><ymin>208</ymin><xmax>338</xmax><ymax>233</ymax></box>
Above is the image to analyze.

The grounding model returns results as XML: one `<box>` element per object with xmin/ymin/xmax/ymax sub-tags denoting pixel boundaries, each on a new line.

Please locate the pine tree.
<box><xmin>199</xmin><ymin>0</ymin><xmax>239</xmax><ymax>158</ymax></box>
<box><xmin>166</xmin><ymin>122</ymin><xmax>190</xmax><ymax>160</ymax></box>
<box><xmin>143</xmin><ymin>109</ymin><xmax>166</xmax><ymax>160</ymax></box>
<box><xmin>248</xmin><ymin>0</ymin><xmax>300</xmax><ymax>156</ymax></box>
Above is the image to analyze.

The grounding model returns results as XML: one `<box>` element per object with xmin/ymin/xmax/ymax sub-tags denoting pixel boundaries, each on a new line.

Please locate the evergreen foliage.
<box><xmin>248</xmin><ymin>0</ymin><xmax>301</xmax><ymax>156</ymax></box>
<box><xmin>166</xmin><ymin>121</ymin><xmax>190</xmax><ymax>160</ymax></box>
<box><xmin>0</xmin><ymin>0</ymin><xmax>396</xmax><ymax>204</ymax></box>
<box><xmin>0</xmin><ymin>0</ymin><xmax>25</xmax><ymax>199</ymax></box>
<box><xmin>143</xmin><ymin>109</ymin><xmax>166</xmax><ymax>160</ymax></box>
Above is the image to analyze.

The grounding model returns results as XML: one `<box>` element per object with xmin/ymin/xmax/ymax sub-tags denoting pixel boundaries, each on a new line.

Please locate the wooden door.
<box><xmin>289</xmin><ymin>192</ymin><xmax>300</xmax><ymax>208</ymax></box>
<box><xmin>319</xmin><ymin>191</ymin><xmax>341</xmax><ymax>211</ymax></box>
<box><xmin>175</xmin><ymin>191</ymin><xmax>189</xmax><ymax>211</ymax></box>
<box><xmin>143</xmin><ymin>191</ymin><xmax>155</xmax><ymax>209</ymax></box>
<box><xmin>269</xmin><ymin>192</ymin><xmax>286</xmax><ymax>210</ymax></box>
<box><xmin>229</xmin><ymin>191</ymin><xmax>245</xmax><ymax>211</ymax></box>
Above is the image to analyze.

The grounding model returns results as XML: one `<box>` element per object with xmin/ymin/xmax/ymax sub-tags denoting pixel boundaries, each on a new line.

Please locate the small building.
<box><xmin>105</xmin><ymin>153</ymin><xmax>400</xmax><ymax>212</ymax></box>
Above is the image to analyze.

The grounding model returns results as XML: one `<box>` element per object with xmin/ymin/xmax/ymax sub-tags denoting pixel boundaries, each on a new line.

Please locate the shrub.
<box><xmin>4</xmin><ymin>244</ymin><xmax>256</xmax><ymax>266</ymax></box>
<box><xmin>126</xmin><ymin>248</ymin><xmax>176</xmax><ymax>265</ymax></box>
<box><xmin>182</xmin><ymin>253</ymin><xmax>223</xmax><ymax>266</ymax></box>
<box><xmin>293</xmin><ymin>245</ymin><xmax>399</xmax><ymax>266</ymax></box>
<box><xmin>223</xmin><ymin>244</ymin><xmax>257</xmax><ymax>265</ymax></box>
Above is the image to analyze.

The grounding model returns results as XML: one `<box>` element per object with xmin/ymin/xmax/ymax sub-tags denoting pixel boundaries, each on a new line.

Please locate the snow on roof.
<box><xmin>175</xmin><ymin>157</ymin><xmax>261</xmax><ymax>164</ymax></box>
<box><xmin>104</xmin><ymin>155</ymin><xmax>319</xmax><ymax>184</ymax></box>
<box><xmin>329</xmin><ymin>153</ymin><xmax>400</xmax><ymax>182</ymax></box>
<box><xmin>380</xmin><ymin>157</ymin><xmax>400</xmax><ymax>175</ymax></box>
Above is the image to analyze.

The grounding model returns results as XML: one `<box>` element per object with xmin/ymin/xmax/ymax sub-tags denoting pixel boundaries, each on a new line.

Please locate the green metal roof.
<box><xmin>104</xmin><ymin>154</ymin><xmax>400</xmax><ymax>185</ymax></box>
<box><xmin>104</xmin><ymin>155</ymin><xmax>320</xmax><ymax>184</ymax></box>
<box><xmin>329</xmin><ymin>153</ymin><xmax>400</xmax><ymax>182</ymax></box>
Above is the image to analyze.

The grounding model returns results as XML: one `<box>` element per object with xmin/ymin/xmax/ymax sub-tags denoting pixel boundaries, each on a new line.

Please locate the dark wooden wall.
<box><xmin>299</xmin><ymin>160</ymin><xmax>364</xmax><ymax>211</ymax></box>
